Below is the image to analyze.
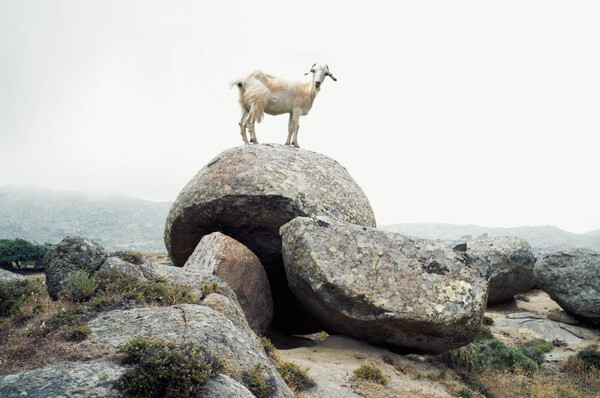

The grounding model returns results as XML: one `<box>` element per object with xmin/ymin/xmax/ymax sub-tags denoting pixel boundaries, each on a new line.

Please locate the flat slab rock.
<box><xmin>281</xmin><ymin>217</ymin><xmax>488</xmax><ymax>353</ymax></box>
<box><xmin>87</xmin><ymin>304</ymin><xmax>293</xmax><ymax>397</ymax></box>
<box><xmin>0</xmin><ymin>360</ymin><xmax>125</xmax><ymax>398</ymax></box>
<box><xmin>0</xmin><ymin>268</ymin><xmax>25</xmax><ymax>282</ymax></box>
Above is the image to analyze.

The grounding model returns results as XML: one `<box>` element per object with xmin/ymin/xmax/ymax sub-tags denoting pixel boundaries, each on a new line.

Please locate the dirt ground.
<box><xmin>272</xmin><ymin>289</ymin><xmax>600</xmax><ymax>398</ymax></box>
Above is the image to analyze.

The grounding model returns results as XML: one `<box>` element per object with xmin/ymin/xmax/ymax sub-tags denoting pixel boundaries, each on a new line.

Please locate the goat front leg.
<box><xmin>289</xmin><ymin>111</ymin><xmax>301</xmax><ymax>148</ymax></box>
<box><xmin>285</xmin><ymin>114</ymin><xmax>295</xmax><ymax>146</ymax></box>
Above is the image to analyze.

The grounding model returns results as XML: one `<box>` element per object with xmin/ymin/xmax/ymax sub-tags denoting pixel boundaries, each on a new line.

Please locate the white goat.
<box><xmin>231</xmin><ymin>62</ymin><xmax>337</xmax><ymax>148</ymax></box>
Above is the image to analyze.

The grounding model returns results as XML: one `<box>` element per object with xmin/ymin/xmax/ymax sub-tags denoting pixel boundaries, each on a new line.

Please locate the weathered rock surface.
<box><xmin>201</xmin><ymin>374</ymin><xmax>255</xmax><ymax>397</ymax></box>
<box><xmin>465</xmin><ymin>236</ymin><xmax>536</xmax><ymax>303</ymax></box>
<box><xmin>0</xmin><ymin>360</ymin><xmax>125</xmax><ymax>397</ymax></box>
<box><xmin>43</xmin><ymin>236</ymin><xmax>107</xmax><ymax>300</ymax></box>
<box><xmin>281</xmin><ymin>217</ymin><xmax>488</xmax><ymax>353</ymax></box>
<box><xmin>164</xmin><ymin>144</ymin><xmax>376</xmax><ymax>332</ymax></box>
<box><xmin>202</xmin><ymin>293</ymin><xmax>258</xmax><ymax>341</ymax></box>
<box><xmin>88</xmin><ymin>304</ymin><xmax>293</xmax><ymax>397</ymax></box>
<box><xmin>98</xmin><ymin>256</ymin><xmax>146</xmax><ymax>280</ymax></box>
<box><xmin>184</xmin><ymin>232</ymin><xmax>273</xmax><ymax>334</ymax></box>
<box><xmin>0</xmin><ymin>268</ymin><xmax>25</xmax><ymax>282</ymax></box>
<box><xmin>534</xmin><ymin>248</ymin><xmax>600</xmax><ymax>324</ymax></box>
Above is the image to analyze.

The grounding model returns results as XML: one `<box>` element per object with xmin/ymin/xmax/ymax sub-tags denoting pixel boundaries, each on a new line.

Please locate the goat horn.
<box><xmin>327</xmin><ymin>72</ymin><xmax>337</xmax><ymax>81</ymax></box>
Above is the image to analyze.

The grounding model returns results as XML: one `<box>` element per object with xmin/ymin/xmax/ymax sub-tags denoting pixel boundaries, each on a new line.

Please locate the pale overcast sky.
<box><xmin>1</xmin><ymin>1</ymin><xmax>599</xmax><ymax>233</ymax></box>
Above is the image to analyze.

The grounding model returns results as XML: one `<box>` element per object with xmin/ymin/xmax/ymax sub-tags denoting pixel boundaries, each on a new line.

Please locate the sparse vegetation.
<box><xmin>63</xmin><ymin>271</ymin><xmax>98</xmax><ymax>302</ymax></box>
<box><xmin>241</xmin><ymin>363</ymin><xmax>276</xmax><ymax>398</ymax></box>
<box><xmin>449</xmin><ymin>338</ymin><xmax>546</xmax><ymax>374</ymax></box>
<box><xmin>277</xmin><ymin>361</ymin><xmax>314</xmax><ymax>392</ymax></box>
<box><xmin>483</xmin><ymin>316</ymin><xmax>494</xmax><ymax>326</ymax></box>
<box><xmin>116</xmin><ymin>337</ymin><xmax>224</xmax><ymax>398</ymax></box>
<box><xmin>0</xmin><ymin>278</ymin><xmax>46</xmax><ymax>318</ymax></box>
<box><xmin>201</xmin><ymin>282</ymin><xmax>221</xmax><ymax>295</ymax></box>
<box><xmin>117</xmin><ymin>251</ymin><xmax>143</xmax><ymax>265</ymax></box>
<box><xmin>353</xmin><ymin>363</ymin><xmax>389</xmax><ymax>385</ymax></box>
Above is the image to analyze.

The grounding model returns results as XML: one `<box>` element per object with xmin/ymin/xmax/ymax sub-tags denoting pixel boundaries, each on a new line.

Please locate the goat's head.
<box><xmin>305</xmin><ymin>62</ymin><xmax>337</xmax><ymax>89</ymax></box>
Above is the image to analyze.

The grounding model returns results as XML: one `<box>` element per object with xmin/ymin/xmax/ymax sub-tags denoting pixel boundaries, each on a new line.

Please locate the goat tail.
<box><xmin>235</xmin><ymin>77</ymin><xmax>269</xmax><ymax>124</ymax></box>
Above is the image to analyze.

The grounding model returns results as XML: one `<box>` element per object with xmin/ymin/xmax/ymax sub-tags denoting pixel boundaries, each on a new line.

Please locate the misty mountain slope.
<box><xmin>380</xmin><ymin>222</ymin><xmax>600</xmax><ymax>256</ymax></box>
<box><xmin>0</xmin><ymin>186</ymin><xmax>172</xmax><ymax>252</ymax></box>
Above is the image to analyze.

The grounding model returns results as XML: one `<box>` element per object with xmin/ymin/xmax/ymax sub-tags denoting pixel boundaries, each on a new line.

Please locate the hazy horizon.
<box><xmin>2</xmin><ymin>1</ymin><xmax>599</xmax><ymax>234</ymax></box>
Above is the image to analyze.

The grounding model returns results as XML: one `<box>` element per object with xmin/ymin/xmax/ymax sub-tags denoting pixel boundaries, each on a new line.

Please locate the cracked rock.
<box><xmin>280</xmin><ymin>217</ymin><xmax>488</xmax><ymax>353</ymax></box>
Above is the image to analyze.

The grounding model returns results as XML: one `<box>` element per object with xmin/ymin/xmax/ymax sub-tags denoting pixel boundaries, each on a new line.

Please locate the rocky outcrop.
<box><xmin>184</xmin><ymin>232</ymin><xmax>273</xmax><ymax>334</ymax></box>
<box><xmin>534</xmin><ymin>248</ymin><xmax>600</xmax><ymax>325</ymax></box>
<box><xmin>281</xmin><ymin>217</ymin><xmax>488</xmax><ymax>353</ymax></box>
<box><xmin>0</xmin><ymin>268</ymin><xmax>25</xmax><ymax>282</ymax></box>
<box><xmin>0</xmin><ymin>360</ymin><xmax>125</xmax><ymax>397</ymax></box>
<box><xmin>43</xmin><ymin>236</ymin><xmax>107</xmax><ymax>300</ymax></box>
<box><xmin>88</xmin><ymin>304</ymin><xmax>294</xmax><ymax>397</ymax></box>
<box><xmin>465</xmin><ymin>236</ymin><xmax>536</xmax><ymax>303</ymax></box>
<box><xmin>164</xmin><ymin>144</ymin><xmax>376</xmax><ymax>332</ymax></box>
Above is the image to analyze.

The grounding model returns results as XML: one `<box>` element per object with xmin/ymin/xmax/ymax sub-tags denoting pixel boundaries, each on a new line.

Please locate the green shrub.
<box><xmin>92</xmin><ymin>270</ymin><xmax>201</xmax><ymax>308</ymax></box>
<box><xmin>353</xmin><ymin>363</ymin><xmax>389</xmax><ymax>385</ymax></box>
<box><xmin>117</xmin><ymin>251</ymin><xmax>143</xmax><ymax>264</ymax></box>
<box><xmin>67</xmin><ymin>325</ymin><xmax>92</xmax><ymax>341</ymax></box>
<box><xmin>241</xmin><ymin>363</ymin><xmax>276</xmax><ymax>398</ymax></box>
<box><xmin>0</xmin><ymin>278</ymin><xmax>46</xmax><ymax>317</ymax></box>
<box><xmin>260</xmin><ymin>336</ymin><xmax>276</xmax><ymax>356</ymax></box>
<box><xmin>64</xmin><ymin>271</ymin><xmax>98</xmax><ymax>302</ymax></box>
<box><xmin>519</xmin><ymin>338</ymin><xmax>553</xmax><ymax>365</ymax></box>
<box><xmin>483</xmin><ymin>316</ymin><xmax>494</xmax><ymax>326</ymax></box>
<box><xmin>116</xmin><ymin>337</ymin><xmax>223</xmax><ymax>398</ymax></box>
<box><xmin>201</xmin><ymin>282</ymin><xmax>220</xmax><ymax>296</ymax></box>
<box><xmin>459</xmin><ymin>388</ymin><xmax>472</xmax><ymax>398</ymax></box>
<box><xmin>277</xmin><ymin>361</ymin><xmax>314</xmax><ymax>391</ymax></box>
<box><xmin>577</xmin><ymin>348</ymin><xmax>600</xmax><ymax>371</ymax></box>
<box><xmin>450</xmin><ymin>338</ymin><xmax>538</xmax><ymax>374</ymax></box>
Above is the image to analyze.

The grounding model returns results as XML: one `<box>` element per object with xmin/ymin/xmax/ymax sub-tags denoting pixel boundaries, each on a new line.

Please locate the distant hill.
<box><xmin>0</xmin><ymin>186</ymin><xmax>172</xmax><ymax>252</ymax></box>
<box><xmin>380</xmin><ymin>222</ymin><xmax>600</xmax><ymax>257</ymax></box>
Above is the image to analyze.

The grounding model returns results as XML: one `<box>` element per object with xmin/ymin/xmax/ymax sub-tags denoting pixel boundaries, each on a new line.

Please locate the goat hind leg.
<box><xmin>239</xmin><ymin>110</ymin><xmax>250</xmax><ymax>144</ymax></box>
<box><xmin>248</xmin><ymin>118</ymin><xmax>259</xmax><ymax>144</ymax></box>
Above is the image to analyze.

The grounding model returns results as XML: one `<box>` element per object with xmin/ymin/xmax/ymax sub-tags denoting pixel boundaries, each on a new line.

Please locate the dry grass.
<box><xmin>0</xmin><ymin>294</ymin><xmax>115</xmax><ymax>374</ymax></box>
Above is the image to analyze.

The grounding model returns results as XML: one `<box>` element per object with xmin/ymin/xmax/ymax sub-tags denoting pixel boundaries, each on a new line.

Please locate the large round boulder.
<box><xmin>534</xmin><ymin>248</ymin><xmax>600</xmax><ymax>325</ymax></box>
<box><xmin>465</xmin><ymin>236</ymin><xmax>536</xmax><ymax>303</ymax></box>
<box><xmin>184</xmin><ymin>232</ymin><xmax>273</xmax><ymax>335</ymax></box>
<box><xmin>43</xmin><ymin>236</ymin><xmax>107</xmax><ymax>300</ymax></box>
<box><xmin>164</xmin><ymin>144</ymin><xmax>376</xmax><ymax>332</ymax></box>
<box><xmin>280</xmin><ymin>216</ymin><xmax>489</xmax><ymax>353</ymax></box>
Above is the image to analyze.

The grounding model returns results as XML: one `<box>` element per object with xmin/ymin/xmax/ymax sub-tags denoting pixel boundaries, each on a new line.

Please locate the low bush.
<box><xmin>353</xmin><ymin>363</ymin><xmax>389</xmax><ymax>385</ymax></box>
<box><xmin>576</xmin><ymin>348</ymin><xmax>600</xmax><ymax>371</ymax></box>
<box><xmin>277</xmin><ymin>361</ymin><xmax>314</xmax><ymax>392</ymax></box>
<box><xmin>0</xmin><ymin>278</ymin><xmax>46</xmax><ymax>318</ymax></box>
<box><xmin>241</xmin><ymin>363</ymin><xmax>276</xmax><ymax>398</ymax></box>
<box><xmin>518</xmin><ymin>338</ymin><xmax>554</xmax><ymax>365</ymax></box>
<box><xmin>117</xmin><ymin>251</ymin><xmax>143</xmax><ymax>265</ymax></box>
<box><xmin>116</xmin><ymin>337</ymin><xmax>223</xmax><ymax>398</ymax></box>
<box><xmin>449</xmin><ymin>338</ymin><xmax>540</xmax><ymax>374</ymax></box>
<box><xmin>63</xmin><ymin>271</ymin><xmax>98</xmax><ymax>302</ymax></box>
<box><xmin>483</xmin><ymin>316</ymin><xmax>494</xmax><ymax>326</ymax></box>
